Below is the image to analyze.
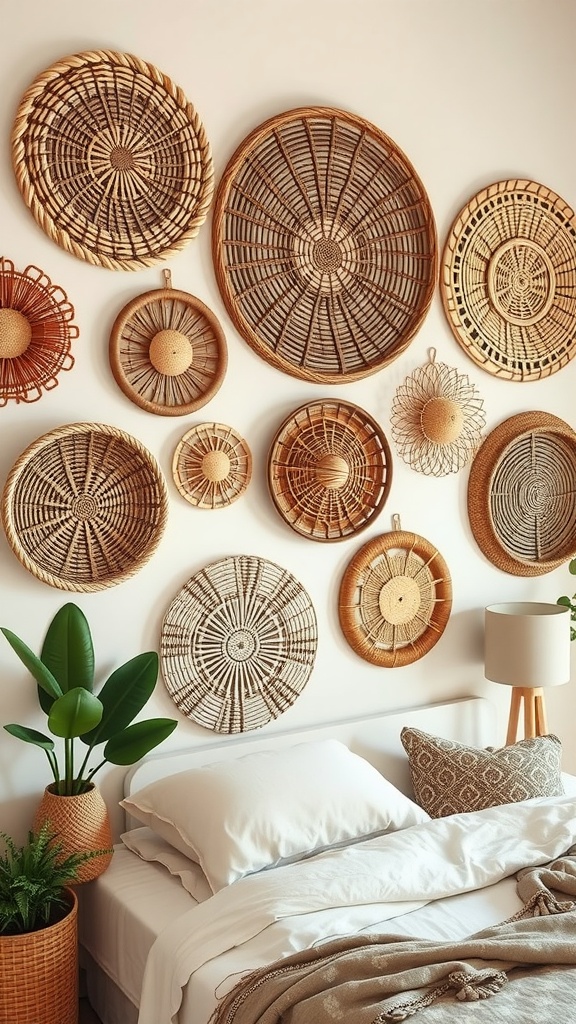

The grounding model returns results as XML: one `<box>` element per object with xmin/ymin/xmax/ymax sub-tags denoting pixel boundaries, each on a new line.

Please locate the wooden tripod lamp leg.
<box><xmin>506</xmin><ymin>687</ymin><xmax>547</xmax><ymax>744</ymax></box>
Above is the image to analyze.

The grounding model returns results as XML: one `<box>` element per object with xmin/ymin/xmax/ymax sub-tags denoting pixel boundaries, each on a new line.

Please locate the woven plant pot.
<box><xmin>0</xmin><ymin>887</ymin><xmax>77</xmax><ymax>1024</ymax></box>
<box><xmin>33</xmin><ymin>784</ymin><xmax>113</xmax><ymax>884</ymax></box>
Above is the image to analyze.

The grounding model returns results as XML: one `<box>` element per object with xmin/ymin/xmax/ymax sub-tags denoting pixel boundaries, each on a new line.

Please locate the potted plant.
<box><xmin>557</xmin><ymin>557</ymin><xmax>576</xmax><ymax>641</ymax></box>
<box><xmin>0</xmin><ymin>821</ymin><xmax>104</xmax><ymax>1024</ymax></box>
<box><xmin>1</xmin><ymin>602</ymin><xmax>178</xmax><ymax>880</ymax></box>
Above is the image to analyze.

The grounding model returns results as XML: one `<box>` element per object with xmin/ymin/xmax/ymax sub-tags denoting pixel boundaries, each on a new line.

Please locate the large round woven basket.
<box><xmin>441</xmin><ymin>179</ymin><xmax>576</xmax><ymax>380</ymax></box>
<box><xmin>268</xmin><ymin>399</ymin><xmax>393</xmax><ymax>541</ymax></box>
<box><xmin>213</xmin><ymin>106</ymin><xmax>437</xmax><ymax>383</ymax></box>
<box><xmin>109</xmin><ymin>273</ymin><xmax>228</xmax><ymax>415</ymax></box>
<box><xmin>467</xmin><ymin>411</ymin><xmax>576</xmax><ymax>576</ymax></box>
<box><xmin>161</xmin><ymin>555</ymin><xmax>318</xmax><ymax>733</ymax></box>
<box><xmin>2</xmin><ymin>422</ymin><xmax>169</xmax><ymax>591</ymax></box>
<box><xmin>338</xmin><ymin>525</ymin><xmax>452</xmax><ymax>667</ymax></box>
<box><xmin>12</xmin><ymin>50</ymin><xmax>213</xmax><ymax>270</ymax></box>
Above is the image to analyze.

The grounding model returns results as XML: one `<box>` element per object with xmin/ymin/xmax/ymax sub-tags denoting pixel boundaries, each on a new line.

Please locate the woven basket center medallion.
<box><xmin>314</xmin><ymin>453</ymin><xmax>349</xmax><ymax>489</ymax></box>
<box><xmin>109</xmin><ymin>144</ymin><xmax>137</xmax><ymax>171</ymax></box>
<box><xmin>71</xmin><ymin>493</ymin><xmax>99</xmax><ymax>520</ymax></box>
<box><xmin>378</xmin><ymin>575</ymin><xmax>421</xmax><ymax>625</ymax></box>
<box><xmin>225</xmin><ymin>627</ymin><xmax>258</xmax><ymax>662</ymax></box>
<box><xmin>0</xmin><ymin>308</ymin><xmax>32</xmax><ymax>358</ymax></box>
<box><xmin>149</xmin><ymin>328</ymin><xmax>193</xmax><ymax>376</ymax></box>
<box><xmin>293</xmin><ymin>218</ymin><xmax>355</xmax><ymax>295</ymax></box>
<box><xmin>312</xmin><ymin>237</ymin><xmax>343</xmax><ymax>272</ymax></box>
<box><xmin>487</xmin><ymin>239</ymin><xmax>555</xmax><ymax>326</ymax></box>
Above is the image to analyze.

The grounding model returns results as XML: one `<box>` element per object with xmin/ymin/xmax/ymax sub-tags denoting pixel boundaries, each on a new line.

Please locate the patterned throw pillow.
<box><xmin>400</xmin><ymin>728</ymin><xmax>564</xmax><ymax>817</ymax></box>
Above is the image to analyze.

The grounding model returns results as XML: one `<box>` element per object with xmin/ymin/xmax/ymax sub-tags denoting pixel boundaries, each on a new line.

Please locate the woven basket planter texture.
<box><xmin>33</xmin><ymin>784</ymin><xmax>113</xmax><ymax>884</ymax></box>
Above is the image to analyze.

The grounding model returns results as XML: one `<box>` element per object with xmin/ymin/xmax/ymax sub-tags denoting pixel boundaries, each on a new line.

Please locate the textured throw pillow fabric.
<box><xmin>121</xmin><ymin>738</ymin><xmax>429</xmax><ymax>893</ymax></box>
<box><xmin>400</xmin><ymin>728</ymin><xmax>564</xmax><ymax>818</ymax></box>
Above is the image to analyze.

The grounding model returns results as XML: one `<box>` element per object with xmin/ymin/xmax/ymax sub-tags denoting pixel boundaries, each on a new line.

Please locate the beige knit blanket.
<box><xmin>210</xmin><ymin>845</ymin><xmax>576</xmax><ymax>1024</ymax></box>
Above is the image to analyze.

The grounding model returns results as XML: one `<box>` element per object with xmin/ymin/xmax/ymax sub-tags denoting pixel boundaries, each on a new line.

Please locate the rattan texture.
<box><xmin>467</xmin><ymin>411</ymin><xmax>576</xmax><ymax>576</ymax></box>
<box><xmin>2</xmin><ymin>422</ymin><xmax>169</xmax><ymax>591</ymax></box>
<box><xmin>0</xmin><ymin>258</ymin><xmax>78</xmax><ymax>405</ymax></box>
<box><xmin>173</xmin><ymin>422</ymin><xmax>252</xmax><ymax>509</ymax></box>
<box><xmin>12</xmin><ymin>50</ymin><xmax>214</xmax><ymax>270</ymax></box>
<box><xmin>0</xmin><ymin>889</ymin><xmax>77</xmax><ymax>1024</ymax></box>
<box><xmin>34</xmin><ymin>784</ymin><xmax>113</xmax><ymax>884</ymax></box>
<box><xmin>212</xmin><ymin>106</ymin><xmax>437</xmax><ymax>383</ymax></box>
<box><xmin>390</xmin><ymin>348</ymin><xmax>486</xmax><ymax>475</ymax></box>
<box><xmin>338</xmin><ymin>527</ymin><xmax>452</xmax><ymax>667</ymax></box>
<box><xmin>441</xmin><ymin>179</ymin><xmax>576</xmax><ymax>380</ymax></box>
<box><xmin>161</xmin><ymin>555</ymin><xmax>318</xmax><ymax>733</ymax></box>
<box><xmin>109</xmin><ymin>274</ymin><xmax>228</xmax><ymax>415</ymax></box>
<box><xmin>268</xmin><ymin>399</ymin><xmax>392</xmax><ymax>541</ymax></box>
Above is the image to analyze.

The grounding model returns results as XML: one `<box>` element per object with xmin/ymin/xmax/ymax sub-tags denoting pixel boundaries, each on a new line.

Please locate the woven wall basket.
<box><xmin>109</xmin><ymin>271</ymin><xmax>228</xmax><ymax>415</ymax></box>
<box><xmin>0</xmin><ymin>258</ymin><xmax>78</xmax><ymax>405</ymax></box>
<box><xmin>161</xmin><ymin>555</ymin><xmax>318</xmax><ymax>733</ymax></box>
<box><xmin>268</xmin><ymin>398</ymin><xmax>393</xmax><ymax>542</ymax></box>
<box><xmin>467</xmin><ymin>411</ymin><xmax>576</xmax><ymax>576</ymax></box>
<box><xmin>338</xmin><ymin>522</ymin><xmax>452</xmax><ymax>667</ymax></box>
<box><xmin>212</xmin><ymin>106</ymin><xmax>437</xmax><ymax>383</ymax></box>
<box><xmin>12</xmin><ymin>50</ymin><xmax>213</xmax><ymax>271</ymax></box>
<box><xmin>2</xmin><ymin>422</ymin><xmax>169</xmax><ymax>591</ymax></box>
<box><xmin>173</xmin><ymin>422</ymin><xmax>252</xmax><ymax>508</ymax></box>
<box><xmin>441</xmin><ymin>179</ymin><xmax>576</xmax><ymax>380</ymax></box>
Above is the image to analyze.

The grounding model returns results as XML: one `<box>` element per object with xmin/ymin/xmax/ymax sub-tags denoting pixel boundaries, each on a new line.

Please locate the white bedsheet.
<box><xmin>136</xmin><ymin>794</ymin><xmax>576</xmax><ymax>1024</ymax></box>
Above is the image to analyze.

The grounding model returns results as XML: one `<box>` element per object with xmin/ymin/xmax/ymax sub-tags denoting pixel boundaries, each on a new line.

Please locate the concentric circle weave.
<box><xmin>173</xmin><ymin>422</ymin><xmax>252</xmax><ymax>508</ymax></box>
<box><xmin>213</xmin><ymin>106</ymin><xmax>437</xmax><ymax>383</ymax></box>
<box><xmin>467</xmin><ymin>412</ymin><xmax>576</xmax><ymax>575</ymax></box>
<box><xmin>161</xmin><ymin>556</ymin><xmax>317</xmax><ymax>732</ymax></box>
<box><xmin>12</xmin><ymin>50</ymin><xmax>214</xmax><ymax>270</ymax></box>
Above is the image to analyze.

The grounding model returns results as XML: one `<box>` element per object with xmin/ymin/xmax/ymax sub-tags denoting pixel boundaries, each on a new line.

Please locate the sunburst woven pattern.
<box><xmin>161</xmin><ymin>556</ymin><xmax>318</xmax><ymax>733</ymax></box>
<box><xmin>109</xmin><ymin>276</ymin><xmax>227</xmax><ymax>415</ymax></box>
<box><xmin>173</xmin><ymin>422</ymin><xmax>252</xmax><ymax>508</ymax></box>
<box><xmin>390</xmin><ymin>349</ymin><xmax>486</xmax><ymax>475</ymax></box>
<box><xmin>213</xmin><ymin>106</ymin><xmax>437</xmax><ymax>383</ymax></box>
<box><xmin>441</xmin><ymin>179</ymin><xmax>576</xmax><ymax>380</ymax></box>
<box><xmin>12</xmin><ymin>50</ymin><xmax>214</xmax><ymax>270</ymax></box>
<box><xmin>2</xmin><ymin>422</ymin><xmax>169</xmax><ymax>591</ymax></box>
<box><xmin>0</xmin><ymin>258</ymin><xmax>78</xmax><ymax>405</ymax></box>
<box><xmin>467</xmin><ymin>412</ymin><xmax>576</xmax><ymax>576</ymax></box>
<box><xmin>268</xmin><ymin>399</ymin><xmax>392</xmax><ymax>541</ymax></box>
<box><xmin>338</xmin><ymin>527</ymin><xmax>452</xmax><ymax>667</ymax></box>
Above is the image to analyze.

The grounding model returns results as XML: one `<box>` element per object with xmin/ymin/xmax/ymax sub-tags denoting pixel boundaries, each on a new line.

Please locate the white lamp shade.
<box><xmin>484</xmin><ymin>602</ymin><xmax>571</xmax><ymax>689</ymax></box>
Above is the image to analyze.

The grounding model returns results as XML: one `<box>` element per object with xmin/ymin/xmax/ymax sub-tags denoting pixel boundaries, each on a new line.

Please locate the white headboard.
<box><xmin>124</xmin><ymin>697</ymin><xmax>495</xmax><ymax>813</ymax></box>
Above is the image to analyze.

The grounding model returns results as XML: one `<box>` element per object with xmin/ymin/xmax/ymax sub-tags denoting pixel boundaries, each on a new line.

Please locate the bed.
<box><xmin>78</xmin><ymin>697</ymin><xmax>576</xmax><ymax>1024</ymax></box>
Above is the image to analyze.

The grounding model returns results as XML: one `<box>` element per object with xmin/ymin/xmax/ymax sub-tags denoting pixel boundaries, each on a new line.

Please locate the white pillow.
<box><xmin>120</xmin><ymin>738</ymin><xmax>429</xmax><ymax>893</ymax></box>
<box><xmin>120</xmin><ymin>827</ymin><xmax>213</xmax><ymax>902</ymax></box>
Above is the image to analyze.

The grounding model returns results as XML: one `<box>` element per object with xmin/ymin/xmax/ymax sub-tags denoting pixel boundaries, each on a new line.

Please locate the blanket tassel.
<box><xmin>374</xmin><ymin>969</ymin><xmax>508</xmax><ymax>1022</ymax></box>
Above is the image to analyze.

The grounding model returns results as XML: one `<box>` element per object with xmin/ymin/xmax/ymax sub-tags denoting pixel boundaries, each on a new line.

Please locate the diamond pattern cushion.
<box><xmin>400</xmin><ymin>728</ymin><xmax>564</xmax><ymax>817</ymax></box>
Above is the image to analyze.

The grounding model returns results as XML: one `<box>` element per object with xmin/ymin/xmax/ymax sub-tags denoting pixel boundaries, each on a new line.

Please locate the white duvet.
<box><xmin>137</xmin><ymin>794</ymin><xmax>576</xmax><ymax>1024</ymax></box>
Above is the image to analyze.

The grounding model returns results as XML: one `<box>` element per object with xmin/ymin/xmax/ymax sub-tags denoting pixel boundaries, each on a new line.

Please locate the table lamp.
<box><xmin>484</xmin><ymin>602</ymin><xmax>571</xmax><ymax>744</ymax></box>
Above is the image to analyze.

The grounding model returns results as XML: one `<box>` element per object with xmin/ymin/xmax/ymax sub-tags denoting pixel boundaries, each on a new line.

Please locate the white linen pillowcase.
<box><xmin>120</xmin><ymin>827</ymin><xmax>213</xmax><ymax>903</ymax></box>
<box><xmin>120</xmin><ymin>738</ymin><xmax>430</xmax><ymax>893</ymax></box>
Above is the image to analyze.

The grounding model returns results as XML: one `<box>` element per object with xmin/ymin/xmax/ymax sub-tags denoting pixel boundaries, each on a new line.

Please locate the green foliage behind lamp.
<box><xmin>557</xmin><ymin>557</ymin><xmax>576</xmax><ymax>641</ymax></box>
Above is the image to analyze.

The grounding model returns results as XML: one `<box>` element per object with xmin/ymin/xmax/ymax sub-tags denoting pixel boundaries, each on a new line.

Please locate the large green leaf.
<box><xmin>38</xmin><ymin>604</ymin><xmax>95</xmax><ymax>714</ymax></box>
<box><xmin>81</xmin><ymin>652</ymin><xmax>159</xmax><ymax>744</ymax></box>
<box><xmin>1</xmin><ymin>628</ymin><xmax>62</xmax><ymax>700</ymax></box>
<box><xmin>103</xmin><ymin>718</ymin><xmax>177</xmax><ymax>765</ymax></box>
<box><xmin>4</xmin><ymin>724</ymin><xmax>55</xmax><ymax>751</ymax></box>
<box><xmin>48</xmin><ymin>688</ymin><xmax>103</xmax><ymax>738</ymax></box>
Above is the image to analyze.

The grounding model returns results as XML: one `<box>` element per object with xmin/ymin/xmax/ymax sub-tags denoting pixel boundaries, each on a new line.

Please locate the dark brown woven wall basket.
<box><xmin>212</xmin><ymin>106</ymin><xmax>437</xmax><ymax>383</ymax></box>
<box><xmin>441</xmin><ymin>179</ymin><xmax>576</xmax><ymax>381</ymax></box>
<box><xmin>160</xmin><ymin>555</ymin><xmax>318</xmax><ymax>733</ymax></box>
<box><xmin>268</xmin><ymin>398</ymin><xmax>393</xmax><ymax>542</ymax></box>
<box><xmin>338</xmin><ymin>522</ymin><xmax>452</xmax><ymax>667</ymax></box>
<box><xmin>12</xmin><ymin>50</ymin><xmax>213</xmax><ymax>271</ymax></box>
<box><xmin>467</xmin><ymin>411</ymin><xmax>576</xmax><ymax>576</ymax></box>
<box><xmin>2</xmin><ymin>422</ymin><xmax>169</xmax><ymax>591</ymax></box>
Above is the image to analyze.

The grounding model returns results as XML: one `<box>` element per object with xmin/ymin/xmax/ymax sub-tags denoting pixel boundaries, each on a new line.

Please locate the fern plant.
<box><xmin>557</xmin><ymin>557</ymin><xmax>576</xmax><ymax>642</ymax></box>
<box><xmin>0</xmin><ymin>822</ymin><xmax>103</xmax><ymax>935</ymax></box>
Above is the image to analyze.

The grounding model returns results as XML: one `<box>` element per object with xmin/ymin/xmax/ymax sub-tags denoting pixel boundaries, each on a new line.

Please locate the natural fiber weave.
<box><xmin>467</xmin><ymin>412</ymin><xmax>576</xmax><ymax>576</ymax></box>
<box><xmin>441</xmin><ymin>179</ymin><xmax>576</xmax><ymax>380</ymax></box>
<box><xmin>0</xmin><ymin>888</ymin><xmax>77</xmax><ymax>1024</ymax></box>
<box><xmin>33</xmin><ymin>784</ymin><xmax>113</xmax><ymax>884</ymax></box>
<box><xmin>338</xmin><ymin>524</ymin><xmax>452</xmax><ymax>666</ymax></box>
<box><xmin>268</xmin><ymin>399</ymin><xmax>392</xmax><ymax>541</ymax></box>
<box><xmin>161</xmin><ymin>556</ymin><xmax>317</xmax><ymax>733</ymax></box>
<box><xmin>213</xmin><ymin>106</ymin><xmax>437</xmax><ymax>383</ymax></box>
<box><xmin>173</xmin><ymin>422</ymin><xmax>252</xmax><ymax>508</ymax></box>
<box><xmin>109</xmin><ymin>271</ymin><xmax>227</xmax><ymax>415</ymax></box>
<box><xmin>0</xmin><ymin>258</ymin><xmax>78</xmax><ymax>405</ymax></box>
<box><xmin>390</xmin><ymin>348</ymin><xmax>486</xmax><ymax>475</ymax></box>
<box><xmin>2</xmin><ymin>422</ymin><xmax>168</xmax><ymax>591</ymax></box>
<box><xmin>12</xmin><ymin>50</ymin><xmax>213</xmax><ymax>270</ymax></box>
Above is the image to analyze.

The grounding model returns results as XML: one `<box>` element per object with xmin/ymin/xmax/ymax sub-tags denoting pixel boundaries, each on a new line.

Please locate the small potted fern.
<box><xmin>0</xmin><ymin>822</ymin><xmax>104</xmax><ymax>1024</ymax></box>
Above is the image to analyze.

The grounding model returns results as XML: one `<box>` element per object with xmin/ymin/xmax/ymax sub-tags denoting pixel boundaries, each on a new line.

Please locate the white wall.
<box><xmin>1</xmin><ymin>0</ymin><xmax>575</xmax><ymax>842</ymax></box>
